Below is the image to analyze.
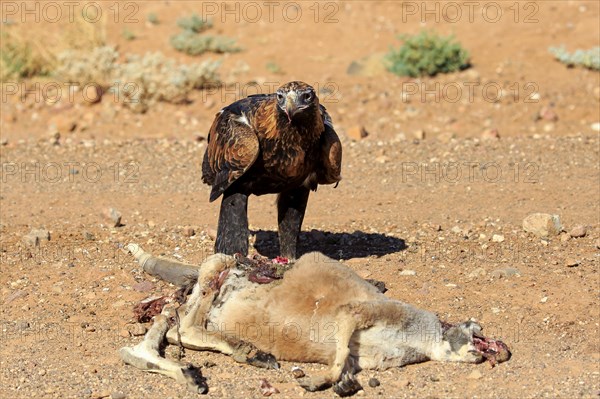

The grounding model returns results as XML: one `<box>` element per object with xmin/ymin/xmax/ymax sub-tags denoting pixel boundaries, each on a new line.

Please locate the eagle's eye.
<box><xmin>276</xmin><ymin>92</ymin><xmax>285</xmax><ymax>102</ymax></box>
<box><xmin>301</xmin><ymin>92</ymin><xmax>313</xmax><ymax>102</ymax></box>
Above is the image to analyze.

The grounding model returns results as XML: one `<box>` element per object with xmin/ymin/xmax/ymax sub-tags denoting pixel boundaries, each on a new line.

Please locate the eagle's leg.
<box><xmin>215</xmin><ymin>191</ymin><xmax>249</xmax><ymax>256</ymax></box>
<box><xmin>277</xmin><ymin>187</ymin><xmax>310</xmax><ymax>259</ymax></box>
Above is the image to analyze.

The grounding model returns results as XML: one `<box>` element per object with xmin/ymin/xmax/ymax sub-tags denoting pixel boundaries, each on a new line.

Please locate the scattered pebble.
<box><xmin>491</xmin><ymin>268</ymin><xmax>521</xmax><ymax>278</ymax></box>
<box><xmin>481</xmin><ymin>128</ymin><xmax>500</xmax><ymax>140</ymax></box>
<box><xmin>118</xmin><ymin>329</ymin><xmax>130</xmax><ymax>338</ymax></box>
<box><xmin>132</xmin><ymin>281</ymin><xmax>154</xmax><ymax>292</ymax></box>
<box><xmin>569</xmin><ymin>225</ymin><xmax>587</xmax><ymax>238</ymax></box>
<box><xmin>492</xmin><ymin>234</ymin><xmax>505</xmax><ymax>242</ymax></box>
<box><xmin>110</xmin><ymin>392</ymin><xmax>127</xmax><ymax>399</ymax></box>
<box><xmin>591</xmin><ymin>122</ymin><xmax>600</xmax><ymax>132</ymax></box>
<box><xmin>541</xmin><ymin>296</ymin><xmax>548</xmax><ymax>303</ymax></box>
<box><xmin>523</xmin><ymin>213</ymin><xmax>562</xmax><ymax>238</ymax></box>
<box><xmin>368</xmin><ymin>377</ymin><xmax>381</xmax><ymax>387</ymax></box>
<box><xmin>468</xmin><ymin>268</ymin><xmax>487</xmax><ymax>279</ymax></box>
<box><xmin>346</xmin><ymin>125</ymin><xmax>369</xmax><ymax>140</ymax></box>
<box><xmin>399</xmin><ymin>270</ymin><xmax>416</xmax><ymax>276</ymax></box>
<box><xmin>565</xmin><ymin>259</ymin><xmax>579</xmax><ymax>268</ymax></box>
<box><xmin>291</xmin><ymin>366</ymin><xmax>305</xmax><ymax>379</ymax></box>
<box><xmin>468</xmin><ymin>370</ymin><xmax>483</xmax><ymax>380</ymax></box>
<box><xmin>183</xmin><ymin>226</ymin><xmax>196</xmax><ymax>237</ymax></box>
<box><xmin>102</xmin><ymin>207</ymin><xmax>122</xmax><ymax>227</ymax></box>
<box><xmin>130</xmin><ymin>323</ymin><xmax>147</xmax><ymax>336</ymax></box>
<box><xmin>83</xmin><ymin>231</ymin><xmax>95</xmax><ymax>241</ymax></box>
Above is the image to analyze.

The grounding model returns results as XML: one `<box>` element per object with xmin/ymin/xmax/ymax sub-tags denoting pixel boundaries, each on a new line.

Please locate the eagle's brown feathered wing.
<box><xmin>202</xmin><ymin>94</ymin><xmax>341</xmax><ymax>202</ymax></box>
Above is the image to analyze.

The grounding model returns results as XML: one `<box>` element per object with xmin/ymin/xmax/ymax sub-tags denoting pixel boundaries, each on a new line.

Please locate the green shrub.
<box><xmin>170</xmin><ymin>30</ymin><xmax>239</xmax><ymax>55</ymax></box>
<box><xmin>385</xmin><ymin>31</ymin><xmax>470</xmax><ymax>77</ymax></box>
<box><xmin>549</xmin><ymin>46</ymin><xmax>600</xmax><ymax>71</ymax></box>
<box><xmin>55</xmin><ymin>46</ymin><xmax>221</xmax><ymax>113</ymax></box>
<box><xmin>176</xmin><ymin>13</ymin><xmax>212</xmax><ymax>33</ymax></box>
<box><xmin>147</xmin><ymin>13</ymin><xmax>159</xmax><ymax>25</ymax></box>
<box><xmin>122</xmin><ymin>28</ymin><xmax>137</xmax><ymax>41</ymax></box>
<box><xmin>170</xmin><ymin>13</ymin><xmax>239</xmax><ymax>56</ymax></box>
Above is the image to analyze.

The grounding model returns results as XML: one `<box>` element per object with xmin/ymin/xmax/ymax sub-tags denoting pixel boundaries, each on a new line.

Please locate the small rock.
<box><xmin>523</xmin><ymin>213</ymin><xmax>562</xmax><ymax>238</ymax></box>
<box><xmin>467</xmin><ymin>370</ymin><xmax>482</xmax><ymax>380</ymax></box>
<box><xmin>91</xmin><ymin>390</ymin><xmax>111</xmax><ymax>399</ymax></box>
<box><xmin>206</xmin><ymin>228</ymin><xmax>217</xmax><ymax>241</ymax></box>
<box><xmin>48</xmin><ymin>114</ymin><xmax>77</xmax><ymax>134</ymax></box>
<box><xmin>118</xmin><ymin>329</ymin><xmax>130</xmax><ymax>338</ymax></box>
<box><xmin>182</xmin><ymin>226</ymin><xmax>195</xmax><ymax>237</ymax></box>
<box><xmin>291</xmin><ymin>366</ymin><xmax>305</xmax><ymax>379</ymax></box>
<box><xmin>591</xmin><ymin>122</ymin><xmax>600</xmax><ymax>132</ymax></box>
<box><xmin>130</xmin><ymin>323</ymin><xmax>147</xmax><ymax>336</ymax></box>
<box><xmin>85</xmin><ymin>326</ymin><xmax>96</xmax><ymax>332</ymax></box>
<box><xmin>346</xmin><ymin>125</ymin><xmax>369</xmax><ymax>140</ymax></box>
<box><xmin>110</xmin><ymin>393</ymin><xmax>126</xmax><ymax>399</ymax></box>
<box><xmin>375</xmin><ymin>155</ymin><xmax>388</xmax><ymax>164</ymax></box>
<box><xmin>565</xmin><ymin>259</ymin><xmax>579</xmax><ymax>267</ymax></box>
<box><xmin>38</xmin><ymin>369</ymin><xmax>47</xmax><ymax>376</ymax></box>
<box><xmin>83</xmin><ymin>231</ymin><xmax>95</xmax><ymax>241</ymax></box>
<box><xmin>436</xmin><ymin>131</ymin><xmax>455</xmax><ymax>144</ymax></box>
<box><xmin>468</xmin><ymin>268</ymin><xmax>487</xmax><ymax>279</ymax></box>
<box><xmin>132</xmin><ymin>281</ymin><xmax>154</xmax><ymax>292</ymax></box>
<box><xmin>6</xmin><ymin>290</ymin><xmax>28</xmax><ymax>303</ymax></box>
<box><xmin>413</xmin><ymin>129</ymin><xmax>426</xmax><ymax>140</ymax></box>
<box><xmin>492</xmin><ymin>234</ymin><xmax>505</xmax><ymax>243</ymax></box>
<box><xmin>537</xmin><ymin>106</ymin><xmax>558</xmax><ymax>122</ymax></box>
<box><xmin>481</xmin><ymin>128</ymin><xmax>500</xmax><ymax>140</ymax></box>
<box><xmin>399</xmin><ymin>270</ymin><xmax>416</xmax><ymax>276</ymax></box>
<box><xmin>569</xmin><ymin>225</ymin><xmax>587</xmax><ymax>238</ymax></box>
<box><xmin>491</xmin><ymin>268</ymin><xmax>521</xmax><ymax>278</ymax></box>
<box><xmin>560</xmin><ymin>233</ymin><xmax>570</xmax><ymax>242</ymax></box>
<box><xmin>540</xmin><ymin>296</ymin><xmax>548</xmax><ymax>303</ymax></box>
<box><xmin>1</xmin><ymin>137</ymin><xmax>8</xmax><ymax>146</ymax></box>
<box><xmin>451</xmin><ymin>226</ymin><xmax>463</xmax><ymax>234</ymax></box>
<box><xmin>22</xmin><ymin>234</ymin><xmax>40</xmax><ymax>247</ymax></box>
<box><xmin>368</xmin><ymin>377</ymin><xmax>380</xmax><ymax>387</ymax></box>
<box><xmin>102</xmin><ymin>207</ymin><xmax>122</xmax><ymax>227</ymax></box>
<box><xmin>596</xmin><ymin>239</ymin><xmax>600</xmax><ymax>249</ymax></box>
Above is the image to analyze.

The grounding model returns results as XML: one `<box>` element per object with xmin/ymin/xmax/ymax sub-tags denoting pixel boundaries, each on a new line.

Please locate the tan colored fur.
<box><xmin>121</xmin><ymin>251</ymin><xmax>485</xmax><ymax>395</ymax></box>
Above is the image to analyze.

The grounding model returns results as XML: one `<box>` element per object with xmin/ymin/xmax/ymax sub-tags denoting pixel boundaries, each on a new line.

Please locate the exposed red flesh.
<box><xmin>473</xmin><ymin>335</ymin><xmax>511</xmax><ymax>366</ymax></box>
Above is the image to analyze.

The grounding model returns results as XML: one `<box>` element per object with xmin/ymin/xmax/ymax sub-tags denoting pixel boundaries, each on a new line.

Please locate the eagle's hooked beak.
<box><xmin>284</xmin><ymin>92</ymin><xmax>299</xmax><ymax>122</ymax></box>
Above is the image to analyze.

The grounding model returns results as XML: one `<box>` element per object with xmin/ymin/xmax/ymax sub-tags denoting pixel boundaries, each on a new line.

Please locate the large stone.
<box><xmin>523</xmin><ymin>213</ymin><xmax>562</xmax><ymax>238</ymax></box>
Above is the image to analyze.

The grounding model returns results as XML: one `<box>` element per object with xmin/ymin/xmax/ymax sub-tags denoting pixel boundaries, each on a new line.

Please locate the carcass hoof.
<box><xmin>332</xmin><ymin>371</ymin><xmax>362</xmax><ymax>397</ymax></box>
<box><xmin>181</xmin><ymin>364</ymin><xmax>208</xmax><ymax>394</ymax></box>
<box><xmin>247</xmin><ymin>351</ymin><xmax>280</xmax><ymax>370</ymax></box>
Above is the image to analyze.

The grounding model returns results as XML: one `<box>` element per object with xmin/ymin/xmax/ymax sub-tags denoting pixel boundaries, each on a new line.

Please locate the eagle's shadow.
<box><xmin>252</xmin><ymin>229</ymin><xmax>406</xmax><ymax>260</ymax></box>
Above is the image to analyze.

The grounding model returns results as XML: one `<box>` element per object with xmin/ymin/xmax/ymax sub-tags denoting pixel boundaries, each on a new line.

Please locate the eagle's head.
<box><xmin>275</xmin><ymin>81</ymin><xmax>318</xmax><ymax>123</ymax></box>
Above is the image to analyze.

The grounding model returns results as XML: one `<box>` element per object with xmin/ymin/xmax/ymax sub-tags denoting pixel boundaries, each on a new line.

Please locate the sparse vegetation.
<box><xmin>0</xmin><ymin>17</ymin><xmax>105</xmax><ymax>80</ymax></box>
<box><xmin>549</xmin><ymin>46</ymin><xmax>600</xmax><ymax>71</ymax></box>
<box><xmin>385</xmin><ymin>31</ymin><xmax>470</xmax><ymax>77</ymax></box>
<box><xmin>147</xmin><ymin>13</ymin><xmax>159</xmax><ymax>25</ymax></box>
<box><xmin>55</xmin><ymin>46</ymin><xmax>221</xmax><ymax>113</ymax></box>
<box><xmin>176</xmin><ymin>13</ymin><xmax>212</xmax><ymax>33</ymax></box>
<box><xmin>122</xmin><ymin>28</ymin><xmax>137</xmax><ymax>41</ymax></box>
<box><xmin>266</xmin><ymin>61</ymin><xmax>284</xmax><ymax>74</ymax></box>
<box><xmin>170</xmin><ymin>13</ymin><xmax>240</xmax><ymax>56</ymax></box>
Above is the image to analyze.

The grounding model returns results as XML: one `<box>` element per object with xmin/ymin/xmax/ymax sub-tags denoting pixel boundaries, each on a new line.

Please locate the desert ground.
<box><xmin>1</xmin><ymin>1</ymin><xmax>599</xmax><ymax>398</ymax></box>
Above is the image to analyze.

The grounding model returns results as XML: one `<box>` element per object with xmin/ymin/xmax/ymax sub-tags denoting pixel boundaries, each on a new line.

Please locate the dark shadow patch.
<box><xmin>252</xmin><ymin>229</ymin><xmax>406</xmax><ymax>260</ymax></box>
